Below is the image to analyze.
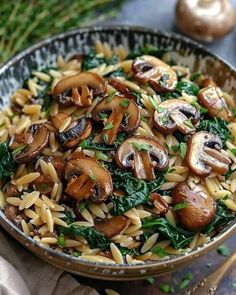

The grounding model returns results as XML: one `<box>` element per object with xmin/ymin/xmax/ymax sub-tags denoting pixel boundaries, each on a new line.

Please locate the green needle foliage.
<box><xmin>0</xmin><ymin>0</ymin><xmax>122</xmax><ymax>63</ymax></box>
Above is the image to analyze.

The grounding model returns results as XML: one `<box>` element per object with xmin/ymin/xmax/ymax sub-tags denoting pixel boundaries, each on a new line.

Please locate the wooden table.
<box><xmin>77</xmin><ymin>1</ymin><xmax>236</xmax><ymax>294</ymax></box>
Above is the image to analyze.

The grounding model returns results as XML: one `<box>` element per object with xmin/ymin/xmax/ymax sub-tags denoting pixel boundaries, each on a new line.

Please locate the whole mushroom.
<box><xmin>153</xmin><ymin>99</ymin><xmax>200</xmax><ymax>135</ymax></box>
<box><xmin>52</xmin><ymin>72</ymin><xmax>106</xmax><ymax>107</ymax></box>
<box><xmin>116</xmin><ymin>136</ymin><xmax>169</xmax><ymax>181</ymax></box>
<box><xmin>198</xmin><ymin>86</ymin><xmax>232</xmax><ymax>122</ymax></box>
<box><xmin>92</xmin><ymin>95</ymin><xmax>140</xmax><ymax>145</ymax></box>
<box><xmin>176</xmin><ymin>0</ymin><xmax>235</xmax><ymax>42</ymax></box>
<box><xmin>172</xmin><ymin>182</ymin><xmax>216</xmax><ymax>231</ymax></box>
<box><xmin>132</xmin><ymin>55</ymin><xmax>177</xmax><ymax>92</ymax></box>
<box><xmin>64</xmin><ymin>156</ymin><xmax>113</xmax><ymax>202</ymax></box>
<box><xmin>186</xmin><ymin>131</ymin><xmax>231</xmax><ymax>176</ymax></box>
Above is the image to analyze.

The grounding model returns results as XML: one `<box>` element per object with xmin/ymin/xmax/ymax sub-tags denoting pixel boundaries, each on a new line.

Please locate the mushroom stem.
<box><xmin>133</xmin><ymin>150</ymin><xmax>155</xmax><ymax>180</ymax></box>
<box><xmin>103</xmin><ymin>112</ymin><xmax>124</xmax><ymax>144</ymax></box>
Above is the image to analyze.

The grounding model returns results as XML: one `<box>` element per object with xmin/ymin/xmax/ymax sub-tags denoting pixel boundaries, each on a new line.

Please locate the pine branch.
<box><xmin>0</xmin><ymin>0</ymin><xmax>123</xmax><ymax>63</ymax></box>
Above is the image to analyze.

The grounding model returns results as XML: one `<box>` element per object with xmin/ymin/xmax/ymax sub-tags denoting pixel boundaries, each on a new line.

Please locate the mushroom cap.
<box><xmin>153</xmin><ymin>99</ymin><xmax>200</xmax><ymax>134</ymax></box>
<box><xmin>176</xmin><ymin>0</ymin><xmax>235</xmax><ymax>42</ymax></box>
<box><xmin>65</xmin><ymin>157</ymin><xmax>113</xmax><ymax>202</ymax></box>
<box><xmin>198</xmin><ymin>86</ymin><xmax>232</xmax><ymax>122</ymax></box>
<box><xmin>172</xmin><ymin>182</ymin><xmax>216</xmax><ymax>231</ymax></box>
<box><xmin>132</xmin><ymin>55</ymin><xmax>177</xmax><ymax>92</ymax></box>
<box><xmin>186</xmin><ymin>131</ymin><xmax>231</xmax><ymax>176</ymax></box>
<box><xmin>52</xmin><ymin>72</ymin><xmax>106</xmax><ymax>107</ymax></box>
<box><xmin>92</xmin><ymin>95</ymin><xmax>141</xmax><ymax>144</ymax></box>
<box><xmin>13</xmin><ymin>124</ymin><xmax>49</xmax><ymax>164</ymax></box>
<box><xmin>52</xmin><ymin>113</ymin><xmax>92</xmax><ymax>148</ymax></box>
<box><xmin>116</xmin><ymin>135</ymin><xmax>169</xmax><ymax>180</ymax></box>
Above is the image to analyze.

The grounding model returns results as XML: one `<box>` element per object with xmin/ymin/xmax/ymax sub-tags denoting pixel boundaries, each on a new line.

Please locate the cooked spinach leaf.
<box><xmin>59</xmin><ymin>225</ymin><xmax>109</xmax><ymax>250</ymax></box>
<box><xmin>203</xmin><ymin>202</ymin><xmax>235</xmax><ymax>234</ymax></box>
<box><xmin>175</xmin><ymin>80</ymin><xmax>199</xmax><ymax>96</ymax></box>
<box><xmin>0</xmin><ymin>141</ymin><xmax>15</xmax><ymax>184</ymax></box>
<box><xmin>142</xmin><ymin>217</ymin><xmax>194</xmax><ymax>249</ymax></box>
<box><xmin>81</xmin><ymin>51</ymin><xmax>118</xmax><ymax>71</ymax></box>
<box><xmin>197</xmin><ymin>117</ymin><xmax>231</xmax><ymax>147</ymax></box>
<box><xmin>111</xmin><ymin>181</ymin><xmax>149</xmax><ymax>215</ymax></box>
<box><xmin>104</xmin><ymin>68</ymin><xmax>126</xmax><ymax>78</ymax></box>
<box><xmin>127</xmin><ymin>45</ymin><xmax>167</xmax><ymax>59</ymax></box>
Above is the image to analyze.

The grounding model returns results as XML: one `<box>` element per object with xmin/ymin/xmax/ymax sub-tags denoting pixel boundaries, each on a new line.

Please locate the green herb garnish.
<box><xmin>57</xmin><ymin>234</ymin><xmax>65</xmax><ymax>247</ymax></box>
<box><xmin>0</xmin><ymin>141</ymin><xmax>16</xmax><ymax>184</ymax></box>
<box><xmin>95</xmin><ymin>151</ymin><xmax>108</xmax><ymax>161</ymax></box>
<box><xmin>174</xmin><ymin>201</ymin><xmax>188</xmax><ymax>211</ymax></box>
<box><xmin>217</xmin><ymin>245</ymin><xmax>230</xmax><ymax>257</ymax></box>
<box><xmin>106</xmin><ymin>91</ymin><xmax>116</xmax><ymax>103</ymax></box>
<box><xmin>151</xmin><ymin>245</ymin><xmax>167</xmax><ymax>258</ymax></box>
<box><xmin>159</xmin><ymin>283</ymin><xmax>175</xmax><ymax>293</ymax></box>
<box><xmin>78</xmin><ymin>201</ymin><xmax>87</xmax><ymax>213</ymax></box>
<box><xmin>120</xmin><ymin>99</ymin><xmax>130</xmax><ymax>108</ymax></box>
<box><xmin>99</xmin><ymin>113</ymin><xmax>108</xmax><ymax>119</ymax></box>
<box><xmin>132</xmin><ymin>142</ymin><xmax>151</xmax><ymax>151</ymax></box>
<box><xmin>12</xmin><ymin>144</ymin><xmax>27</xmax><ymax>156</ymax></box>
<box><xmin>146</xmin><ymin>277</ymin><xmax>155</xmax><ymax>285</ymax></box>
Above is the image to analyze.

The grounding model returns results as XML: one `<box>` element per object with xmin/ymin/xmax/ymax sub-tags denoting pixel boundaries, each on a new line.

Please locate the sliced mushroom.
<box><xmin>34</xmin><ymin>175</ymin><xmax>54</xmax><ymax>196</ymax></box>
<box><xmin>172</xmin><ymin>182</ymin><xmax>216</xmax><ymax>231</ymax></box>
<box><xmin>153</xmin><ymin>99</ymin><xmax>200</xmax><ymax>135</ymax></box>
<box><xmin>92</xmin><ymin>95</ymin><xmax>140</xmax><ymax>145</ymax></box>
<box><xmin>186</xmin><ymin>131</ymin><xmax>231</xmax><ymax>176</ymax></box>
<box><xmin>64</xmin><ymin>157</ymin><xmax>113</xmax><ymax>202</ymax></box>
<box><xmin>52</xmin><ymin>113</ymin><xmax>92</xmax><ymax>148</ymax></box>
<box><xmin>116</xmin><ymin>136</ymin><xmax>168</xmax><ymax>180</ymax></box>
<box><xmin>6</xmin><ymin>184</ymin><xmax>19</xmax><ymax>198</ymax></box>
<box><xmin>4</xmin><ymin>205</ymin><xmax>24</xmax><ymax>227</ymax></box>
<box><xmin>9</xmin><ymin>133</ymin><xmax>33</xmax><ymax>150</ymax></box>
<box><xmin>109</xmin><ymin>78</ymin><xmax>136</xmax><ymax>99</ymax></box>
<box><xmin>10</xmin><ymin>124</ymin><xmax>49</xmax><ymax>164</ymax></box>
<box><xmin>94</xmin><ymin>216</ymin><xmax>128</xmax><ymax>238</ymax></box>
<box><xmin>132</xmin><ymin>55</ymin><xmax>177</xmax><ymax>92</ymax></box>
<box><xmin>198</xmin><ymin>86</ymin><xmax>232</xmax><ymax>122</ymax></box>
<box><xmin>52</xmin><ymin>72</ymin><xmax>106</xmax><ymax>107</ymax></box>
<box><xmin>149</xmin><ymin>193</ymin><xmax>169</xmax><ymax>215</ymax></box>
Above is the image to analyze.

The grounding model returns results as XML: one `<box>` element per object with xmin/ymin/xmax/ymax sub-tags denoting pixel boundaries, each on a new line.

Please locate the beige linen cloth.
<box><xmin>0</xmin><ymin>229</ymin><xmax>98</xmax><ymax>295</ymax></box>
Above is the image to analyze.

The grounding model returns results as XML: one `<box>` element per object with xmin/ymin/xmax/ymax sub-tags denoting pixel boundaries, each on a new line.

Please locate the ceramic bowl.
<box><xmin>0</xmin><ymin>26</ymin><xmax>235</xmax><ymax>280</ymax></box>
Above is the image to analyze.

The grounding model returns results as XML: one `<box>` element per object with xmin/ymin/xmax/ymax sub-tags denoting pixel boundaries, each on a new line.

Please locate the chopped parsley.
<box><xmin>174</xmin><ymin>201</ymin><xmax>188</xmax><ymax>211</ymax></box>
<box><xmin>99</xmin><ymin>113</ymin><xmax>108</xmax><ymax>119</ymax></box>
<box><xmin>217</xmin><ymin>245</ymin><xmax>230</xmax><ymax>257</ymax></box>
<box><xmin>146</xmin><ymin>277</ymin><xmax>155</xmax><ymax>285</ymax></box>
<box><xmin>103</xmin><ymin>122</ymin><xmax>113</xmax><ymax>130</ymax></box>
<box><xmin>95</xmin><ymin>151</ymin><xmax>108</xmax><ymax>161</ymax></box>
<box><xmin>132</xmin><ymin>142</ymin><xmax>151</xmax><ymax>151</ymax></box>
<box><xmin>119</xmin><ymin>99</ymin><xmax>130</xmax><ymax>108</ymax></box>
<box><xmin>12</xmin><ymin>144</ymin><xmax>27</xmax><ymax>156</ymax></box>
<box><xmin>231</xmin><ymin>148</ymin><xmax>236</xmax><ymax>156</ymax></box>
<box><xmin>151</xmin><ymin>245</ymin><xmax>167</xmax><ymax>258</ymax></box>
<box><xmin>172</xmin><ymin>143</ymin><xmax>187</xmax><ymax>159</ymax></box>
<box><xmin>106</xmin><ymin>91</ymin><xmax>116</xmax><ymax>103</ymax></box>
<box><xmin>159</xmin><ymin>283</ymin><xmax>175</xmax><ymax>293</ymax></box>
<box><xmin>57</xmin><ymin>234</ymin><xmax>65</xmax><ymax>247</ymax></box>
<box><xmin>191</xmin><ymin>101</ymin><xmax>208</xmax><ymax>114</ymax></box>
<box><xmin>78</xmin><ymin>201</ymin><xmax>87</xmax><ymax>213</ymax></box>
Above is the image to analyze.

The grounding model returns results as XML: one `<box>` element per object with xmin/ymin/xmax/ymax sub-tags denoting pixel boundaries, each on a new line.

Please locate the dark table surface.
<box><xmin>77</xmin><ymin>1</ymin><xmax>236</xmax><ymax>294</ymax></box>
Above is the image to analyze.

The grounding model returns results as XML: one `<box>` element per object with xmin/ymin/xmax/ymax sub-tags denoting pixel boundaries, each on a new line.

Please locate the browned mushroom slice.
<box><xmin>64</xmin><ymin>157</ymin><xmax>113</xmax><ymax>202</ymax></box>
<box><xmin>10</xmin><ymin>124</ymin><xmax>49</xmax><ymax>164</ymax></box>
<box><xmin>92</xmin><ymin>95</ymin><xmax>140</xmax><ymax>145</ymax></box>
<box><xmin>149</xmin><ymin>193</ymin><xmax>169</xmax><ymax>215</ymax></box>
<box><xmin>132</xmin><ymin>55</ymin><xmax>177</xmax><ymax>92</ymax></box>
<box><xmin>198</xmin><ymin>86</ymin><xmax>232</xmax><ymax>122</ymax></box>
<box><xmin>9</xmin><ymin>133</ymin><xmax>33</xmax><ymax>150</ymax></box>
<box><xmin>109</xmin><ymin>78</ymin><xmax>137</xmax><ymax>99</ymax></box>
<box><xmin>186</xmin><ymin>131</ymin><xmax>231</xmax><ymax>176</ymax></box>
<box><xmin>52</xmin><ymin>113</ymin><xmax>92</xmax><ymax>148</ymax></box>
<box><xmin>116</xmin><ymin>136</ymin><xmax>168</xmax><ymax>181</ymax></box>
<box><xmin>94</xmin><ymin>216</ymin><xmax>128</xmax><ymax>238</ymax></box>
<box><xmin>4</xmin><ymin>205</ymin><xmax>24</xmax><ymax>227</ymax></box>
<box><xmin>172</xmin><ymin>182</ymin><xmax>216</xmax><ymax>231</ymax></box>
<box><xmin>52</xmin><ymin>72</ymin><xmax>106</xmax><ymax>107</ymax></box>
<box><xmin>153</xmin><ymin>99</ymin><xmax>200</xmax><ymax>135</ymax></box>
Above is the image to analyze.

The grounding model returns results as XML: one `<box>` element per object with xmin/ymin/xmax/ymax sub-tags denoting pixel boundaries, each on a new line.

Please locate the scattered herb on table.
<box><xmin>179</xmin><ymin>272</ymin><xmax>193</xmax><ymax>290</ymax></box>
<box><xmin>146</xmin><ymin>277</ymin><xmax>155</xmax><ymax>285</ymax></box>
<box><xmin>217</xmin><ymin>245</ymin><xmax>230</xmax><ymax>257</ymax></box>
<box><xmin>159</xmin><ymin>283</ymin><xmax>175</xmax><ymax>293</ymax></box>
